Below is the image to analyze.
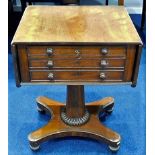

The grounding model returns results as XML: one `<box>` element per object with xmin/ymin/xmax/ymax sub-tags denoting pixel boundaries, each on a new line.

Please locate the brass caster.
<box><xmin>105</xmin><ymin>106</ymin><xmax>114</xmax><ymax>115</ymax></box>
<box><xmin>109</xmin><ymin>145</ymin><xmax>120</xmax><ymax>152</ymax></box>
<box><xmin>29</xmin><ymin>144</ymin><xmax>40</xmax><ymax>151</ymax></box>
<box><xmin>104</xmin><ymin>102</ymin><xmax>114</xmax><ymax>115</ymax></box>
<box><xmin>37</xmin><ymin>106</ymin><xmax>45</xmax><ymax>114</ymax></box>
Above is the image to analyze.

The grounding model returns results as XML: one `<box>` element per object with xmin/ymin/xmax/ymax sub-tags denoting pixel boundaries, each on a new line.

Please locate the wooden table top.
<box><xmin>12</xmin><ymin>6</ymin><xmax>142</xmax><ymax>45</ymax></box>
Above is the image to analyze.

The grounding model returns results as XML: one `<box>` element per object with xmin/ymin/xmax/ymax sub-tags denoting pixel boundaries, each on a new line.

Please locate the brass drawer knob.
<box><xmin>101</xmin><ymin>48</ymin><xmax>108</xmax><ymax>55</ymax></box>
<box><xmin>47</xmin><ymin>48</ymin><xmax>53</xmax><ymax>55</ymax></box>
<box><xmin>48</xmin><ymin>73</ymin><xmax>54</xmax><ymax>80</ymax></box>
<box><xmin>47</xmin><ymin>60</ymin><xmax>53</xmax><ymax>67</ymax></box>
<box><xmin>100</xmin><ymin>73</ymin><xmax>106</xmax><ymax>80</ymax></box>
<box><xmin>101</xmin><ymin>60</ymin><xmax>108</xmax><ymax>67</ymax></box>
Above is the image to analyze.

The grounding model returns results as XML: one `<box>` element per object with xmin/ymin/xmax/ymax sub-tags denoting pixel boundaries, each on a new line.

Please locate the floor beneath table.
<box><xmin>8</xmin><ymin>14</ymin><xmax>146</xmax><ymax>155</ymax></box>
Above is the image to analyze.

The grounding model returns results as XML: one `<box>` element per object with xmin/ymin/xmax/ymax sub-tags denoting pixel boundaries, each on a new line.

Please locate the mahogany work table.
<box><xmin>11</xmin><ymin>6</ymin><xmax>142</xmax><ymax>152</ymax></box>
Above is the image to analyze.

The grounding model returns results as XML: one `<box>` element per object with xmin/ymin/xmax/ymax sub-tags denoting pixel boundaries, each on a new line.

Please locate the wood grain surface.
<box><xmin>12</xmin><ymin>6</ymin><xmax>142</xmax><ymax>45</ymax></box>
<box><xmin>28</xmin><ymin>95</ymin><xmax>120</xmax><ymax>149</ymax></box>
<box><xmin>29</xmin><ymin>58</ymin><xmax>125</xmax><ymax>69</ymax></box>
<box><xmin>27</xmin><ymin>46</ymin><xmax>126</xmax><ymax>56</ymax></box>
<box><xmin>30</xmin><ymin>70</ymin><xmax>124</xmax><ymax>81</ymax></box>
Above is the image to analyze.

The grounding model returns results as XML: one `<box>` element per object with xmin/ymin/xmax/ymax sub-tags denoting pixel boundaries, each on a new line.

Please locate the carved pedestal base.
<box><xmin>28</xmin><ymin>96</ymin><xmax>121</xmax><ymax>152</ymax></box>
<box><xmin>61</xmin><ymin>108</ymin><xmax>90</xmax><ymax>126</ymax></box>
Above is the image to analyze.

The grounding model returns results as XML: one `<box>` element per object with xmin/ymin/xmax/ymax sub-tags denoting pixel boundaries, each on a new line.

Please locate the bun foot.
<box><xmin>104</xmin><ymin>102</ymin><xmax>114</xmax><ymax>115</ymax></box>
<box><xmin>109</xmin><ymin>145</ymin><xmax>120</xmax><ymax>152</ymax></box>
<box><xmin>37</xmin><ymin>106</ymin><xmax>45</xmax><ymax>114</ymax></box>
<box><xmin>131</xmin><ymin>83</ymin><xmax>136</xmax><ymax>87</ymax></box>
<box><xmin>29</xmin><ymin>143</ymin><xmax>40</xmax><ymax>151</ymax></box>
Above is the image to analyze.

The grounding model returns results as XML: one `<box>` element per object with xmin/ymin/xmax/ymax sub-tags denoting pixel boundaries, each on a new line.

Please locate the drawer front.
<box><xmin>29</xmin><ymin>59</ymin><xmax>125</xmax><ymax>69</ymax></box>
<box><xmin>27</xmin><ymin>46</ymin><xmax>126</xmax><ymax>59</ymax></box>
<box><xmin>18</xmin><ymin>45</ymin><xmax>136</xmax><ymax>84</ymax></box>
<box><xmin>81</xmin><ymin>47</ymin><xmax>126</xmax><ymax>57</ymax></box>
<box><xmin>30</xmin><ymin>70</ymin><xmax>124</xmax><ymax>81</ymax></box>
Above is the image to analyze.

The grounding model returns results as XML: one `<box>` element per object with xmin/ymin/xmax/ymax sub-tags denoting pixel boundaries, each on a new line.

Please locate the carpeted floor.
<box><xmin>8</xmin><ymin>14</ymin><xmax>146</xmax><ymax>155</ymax></box>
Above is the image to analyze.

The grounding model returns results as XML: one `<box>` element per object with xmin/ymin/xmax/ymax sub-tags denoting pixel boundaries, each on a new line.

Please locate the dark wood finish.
<box><xmin>131</xmin><ymin>45</ymin><xmax>143</xmax><ymax>87</ymax></box>
<box><xmin>66</xmin><ymin>85</ymin><xmax>85</xmax><ymax>118</ymax></box>
<box><xmin>124</xmin><ymin>45</ymin><xmax>136</xmax><ymax>81</ymax></box>
<box><xmin>30</xmin><ymin>70</ymin><xmax>124</xmax><ymax>82</ymax></box>
<box><xmin>27</xmin><ymin>46</ymin><xmax>126</xmax><ymax>58</ymax></box>
<box><xmin>15</xmin><ymin>44</ymin><xmax>140</xmax><ymax>85</ymax></box>
<box><xmin>11</xmin><ymin>45</ymin><xmax>21</xmax><ymax>87</ymax></box>
<box><xmin>18</xmin><ymin>46</ymin><xmax>30</xmax><ymax>82</ymax></box>
<box><xmin>29</xmin><ymin>58</ymin><xmax>125</xmax><ymax>69</ymax></box>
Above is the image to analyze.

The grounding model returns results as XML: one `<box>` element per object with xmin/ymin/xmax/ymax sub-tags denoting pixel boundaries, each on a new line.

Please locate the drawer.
<box><xmin>30</xmin><ymin>70</ymin><xmax>124</xmax><ymax>81</ymax></box>
<box><xmin>29</xmin><ymin>58</ymin><xmax>125</xmax><ymax>69</ymax></box>
<box><xmin>17</xmin><ymin>45</ymin><xmax>137</xmax><ymax>84</ymax></box>
<box><xmin>27</xmin><ymin>46</ymin><xmax>126</xmax><ymax>59</ymax></box>
<box><xmin>81</xmin><ymin>47</ymin><xmax>126</xmax><ymax>57</ymax></box>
